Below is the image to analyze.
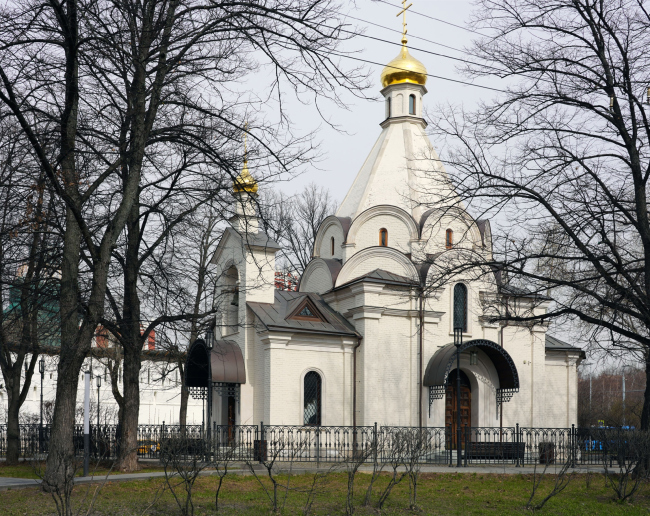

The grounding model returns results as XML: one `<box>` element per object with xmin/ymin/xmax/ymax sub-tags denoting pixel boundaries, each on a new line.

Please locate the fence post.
<box><xmin>463</xmin><ymin>425</ymin><xmax>468</xmax><ymax>467</ymax></box>
<box><xmin>515</xmin><ymin>424</ymin><xmax>520</xmax><ymax>467</ymax></box>
<box><xmin>83</xmin><ymin>371</ymin><xmax>90</xmax><ymax>477</ymax></box>
<box><xmin>571</xmin><ymin>424</ymin><xmax>576</xmax><ymax>468</ymax></box>
<box><xmin>373</xmin><ymin>422</ymin><xmax>378</xmax><ymax>468</ymax></box>
<box><xmin>448</xmin><ymin>422</ymin><xmax>453</xmax><ymax>467</ymax></box>
<box><xmin>316</xmin><ymin>427</ymin><xmax>320</xmax><ymax>468</ymax></box>
<box><xmin>259</xmin><ymin>421</ymin><xmax>264</xmax><ymax>464</ymax></box>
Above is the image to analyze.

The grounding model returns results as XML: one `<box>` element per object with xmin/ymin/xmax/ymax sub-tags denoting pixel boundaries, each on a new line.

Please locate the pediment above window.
<box><xmin>286</xmin><ymin>297</ymin><xmax>325</xmax><ymax>322</ymax></box>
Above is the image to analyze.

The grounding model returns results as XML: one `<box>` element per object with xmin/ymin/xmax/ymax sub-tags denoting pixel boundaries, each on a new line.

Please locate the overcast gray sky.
<box><xmin>279</xmin><ymin>0</ymin><xmax>502</xmax><ymax>202</ymax></box>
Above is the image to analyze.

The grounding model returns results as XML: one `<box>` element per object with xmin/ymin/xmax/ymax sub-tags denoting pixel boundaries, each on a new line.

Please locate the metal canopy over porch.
<box><xmin>423</xmin><ymin>338</ymin><xmax>520</xmax><ymax>409</ymax></box>
<box><xmin>184</xmin><ymin>339</ymin><xmax>246</xmax><ymax>402</ymax></box>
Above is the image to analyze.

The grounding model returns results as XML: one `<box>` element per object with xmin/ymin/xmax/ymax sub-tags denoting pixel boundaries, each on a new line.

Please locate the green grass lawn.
<box><xmin>1</xmin><ymin>471</ymin><xmax>650</xmax><ymax>515</ymax></box>
<box><xmin>0</xmin><ymin>461</ymin><xmax>164</xmax><ymax>479</ymax></box>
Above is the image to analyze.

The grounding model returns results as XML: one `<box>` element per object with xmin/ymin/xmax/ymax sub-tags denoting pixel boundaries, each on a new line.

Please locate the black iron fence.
<box><xmin>0</xmin><ymin>422</ymin><xmax>644</xmax><ymax>467</ymax></box>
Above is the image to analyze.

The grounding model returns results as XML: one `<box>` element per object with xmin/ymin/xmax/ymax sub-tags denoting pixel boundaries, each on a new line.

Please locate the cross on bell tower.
<box><xmin>396</xmin><ymin>0</ymin><xmax>413</xmax><ymax>45</ymax></box>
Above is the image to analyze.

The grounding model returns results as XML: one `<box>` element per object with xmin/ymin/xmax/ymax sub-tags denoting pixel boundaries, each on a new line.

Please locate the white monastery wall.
<box><xmin>6</xmin><ymin>354</ymin><xmax>203</xmax><ymax>426</ymax></box>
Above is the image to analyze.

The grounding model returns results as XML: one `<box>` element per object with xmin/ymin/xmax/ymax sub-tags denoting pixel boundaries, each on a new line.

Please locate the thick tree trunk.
<box><xmin>117</xmin><ymin>204</ymin><xmax>142</xmax><ymax>472</ymax></box>
<box><xmin>6</xmin><ymin>393</ymin><xmax>21</xmax><ymax>465</ymax></box>
<box><xmin>44</xmin><ymin>209</ymin><xmax>86</xmax><ymax>490</ymax></box>
<box><xmin>639</xmin><ymin>359</ymin><xmax>650</xmax><ymax>431</ymax></box>
<box><xmin>118</xmin><ymin>343</ymin><xmax>141</xmax><ymax>471</ymax></box>
<box><xmin>179</xmin><ymin>375</ymin><xmax>188</xmax><ymax>429</ymax></box>
<box><xmin>43</xmin><ymin>350</ymin><xmax>85</xmax><ymax>490</ymax></box>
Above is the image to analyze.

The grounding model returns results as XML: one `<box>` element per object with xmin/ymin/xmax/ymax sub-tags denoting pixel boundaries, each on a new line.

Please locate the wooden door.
<box><xmin>445</xmin><ymin>384</ymin><xmax>471</xmax><ymax>448</ymax></box>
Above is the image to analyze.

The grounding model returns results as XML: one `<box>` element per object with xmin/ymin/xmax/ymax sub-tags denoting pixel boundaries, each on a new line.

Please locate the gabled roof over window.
<box><xmin>287</xmin><ymin>297</ymin><xmax>325</xmax><ymax>322</ymax></box>
<box><xmin>247</xmin><ymin>291</ymin><xmax>360</xmax><ymax>338</ymax></box>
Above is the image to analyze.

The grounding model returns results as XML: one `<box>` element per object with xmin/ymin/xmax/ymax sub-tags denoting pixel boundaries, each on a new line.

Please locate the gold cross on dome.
<box><xmin>396</xmin><ymin>0</ymin><xmax>413</xmax><ymax>45</ymax></box>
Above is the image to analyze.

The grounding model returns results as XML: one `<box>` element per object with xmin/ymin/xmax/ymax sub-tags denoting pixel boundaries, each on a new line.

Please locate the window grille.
<box><xmin>304</xmin><ymin>371</ymin><xmax>322</xmax><ymax>426</ymax></box>
<box><xmin>453</xmin><ymin>283</ymin><xmax>468</xmax><ymax>332</ymax></box>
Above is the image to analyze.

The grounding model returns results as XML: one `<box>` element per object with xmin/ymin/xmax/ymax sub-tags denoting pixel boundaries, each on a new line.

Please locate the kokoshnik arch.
<box><xmin>187</xmin><ymin>19</ymin><xmax>584</xmax><ymax>432</ymax></box>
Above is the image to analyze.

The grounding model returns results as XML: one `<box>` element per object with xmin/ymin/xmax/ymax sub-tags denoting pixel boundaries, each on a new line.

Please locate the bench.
<box><xmin>467</xmin><ymin>441</ymin><xmax>525</xmax><ymax>461</ymax></box>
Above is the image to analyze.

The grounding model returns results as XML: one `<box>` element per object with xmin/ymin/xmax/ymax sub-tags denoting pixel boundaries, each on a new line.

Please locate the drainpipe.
<box><xmin>352</xmin><ymin>336</ymin><xmax>363</xmax><ymax>429</ymax></box>
<box><xmin>419</xmin><ymin>288</ymin><xmax>424</xmax><ymax>428</ymax></box>
<box><xmin>498</xmin><ymin>297</ymin><xmax>510</xmax><ymax>437</ymax></box>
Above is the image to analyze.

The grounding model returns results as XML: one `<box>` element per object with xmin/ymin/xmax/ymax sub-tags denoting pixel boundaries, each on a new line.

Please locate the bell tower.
<box><xmin>380</xmin><ymin>1</ymin><xmax>427</xmax><ymax>122</ymax></box>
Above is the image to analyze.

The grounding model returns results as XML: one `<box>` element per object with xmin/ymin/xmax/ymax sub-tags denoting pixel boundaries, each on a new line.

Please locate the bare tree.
<box><xmin>425</xmin><ymin>0</ymin><xmax>650</xmax><ymax>427</ymax></box>
<box><xmin>210</xmin><ymin>439</ymin><xmax>238</xmax><ymax>513</ymax></box>
<box><xmin>143</xmin><ymin>210</ymin><xmax>225</xmax><ymax>432</ymax></box>
<box><xmin>402</xmin><ymin>428</ymin><xmax>426</xmax><ymax>510</ymax></box>
<box><xmin>598</xmin><ymin>428</ymin><xmax>650</xmax><ymax>501</ymax></box>
<box><xmin>263</xmin><ymin>183</ymin><xmax>337</xmax><ymax>275</ymax></box>
<box><xmin>0</xmin><ymin>0</ymin><xmax>365</xmax><ymax>486</ymax></box>
<box><xmin>578</xmin><ymin>366</ymin><xmax>645</xmax><ymax>428</ymax></box>
<box><xmin>342</xmin><ymin>438</ymin><xmax>375</xmax><ymax>515</ymax></box>
<box><xmin>160</xmin><ymin>434</ymin><xmax>211</xmax><ymax>516</ymax></box>
<box><xmin>525</xmin><ymin>455</ymin><xmax>574</xmax><ymax>511</ymax></box>
<box><xmin>244</xmin><ymin>431</ymin><xmax>309</xmax><ymax>513</ymax></box>
<box><xmin>0</xmin><ymin>121</ymin><xmax>60</xmax><ymax>464</ymax></box>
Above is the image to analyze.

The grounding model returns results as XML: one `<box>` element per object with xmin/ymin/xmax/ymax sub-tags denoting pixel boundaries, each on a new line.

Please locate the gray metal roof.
<box><xmin>423</xmin><ymin>339</ymin><xmax>520</xmax><ymax>390</ymax></box>
<box><xmin>332</xmin><ymin>269</ymin><xmax>417</xmax><ymax>291</ymax></box>
<box><xmin>247</xmin><ymin>290</ymin><xmax>360</xmax><ymax>338</ymax></box>
<box><xmin>545</xmin><ymin>335</ymin><xmax>586</xmax><ymax>358</ymax></box>
<box><xmin>237</xmin><ymin>228</ymin><xmax>281</xmax><ymax>250</ymax></box>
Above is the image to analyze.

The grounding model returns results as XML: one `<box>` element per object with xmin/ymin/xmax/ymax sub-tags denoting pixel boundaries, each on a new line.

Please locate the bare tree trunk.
<box><xmin>179</xmin><ymin>363</ymin><xmax>188</xmax><ymax>429</ymax></box>
<box><xmin>6</xmin><ymin>390</ymin><xmax>21</xmax><ymax>464</ymax></box>
<box><xmin>641</xmin><ymin>356</ymin><xmax>650</xmax><ymax>431</ymax></box>
<box><xmin>44</xmin><ymin>347</ymin><xmax>86</xmax><ymax>489</ymax></box>
<box><xmin>117</xmin><ymin>204</ymin><xmax>142</xmax><ymax>472</ymax></box>
<box><xmin>3</xmin><ymin>355</ymin><xmax>35</xmax><ymax>464</ymax></box>
<box><xmin>44</xmin><ymin>210</ymin><xmax>85</xmax><ymax>489</ymax></box>
<box><xmin>119</xmin><ymin>343</ymin><xmax>141</xmax><ymax>471</ymax></box>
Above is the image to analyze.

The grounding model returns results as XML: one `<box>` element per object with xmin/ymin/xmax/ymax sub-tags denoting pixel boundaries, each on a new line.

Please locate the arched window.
<box><xmin>330</xmin><ymin>236</ymin><xmax>335</xmax><ymax>256</ymax></box>
<box><xmin>409</xmin><ymin>94</ymin><xmax>416</xmax><ymax>115</ymax></box>
<box><xmin>304</xmin><ymin>371</ymin><xmax>322</xmax><ymax>425</ymax></box>
<box><xmin>386</xmin><ymin>97</ymin><xmax>391</xmax><ymax>118</ymax></box>
<box><xmin>379</xmin><ymin>228</ymin><xmax>388</xmax><ymax>247</ymax></box>
<box><xmin>446</xmin><ymin>228</ymin><xmax>453</xmax><ymax>249</ymax></box>
<box><xmin>453</xmin><ymin>283</ymin><xmax>468</xmax><ymax>332</ymax></box>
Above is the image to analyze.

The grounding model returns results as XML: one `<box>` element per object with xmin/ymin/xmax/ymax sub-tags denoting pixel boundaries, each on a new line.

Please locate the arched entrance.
<box><xmin>445</xmin><ymin>370</ymin><xmax>471</xmax><ymax>447</ymax></box>
<box><xmin>423</xmin><ymin>339</ymin><xmax>520</xmax><ymax>429</ymax></box>
<box><xmin>185</xmin><ymin>339</ymin><xmax>246</xmax><ymax>438</ymax></box>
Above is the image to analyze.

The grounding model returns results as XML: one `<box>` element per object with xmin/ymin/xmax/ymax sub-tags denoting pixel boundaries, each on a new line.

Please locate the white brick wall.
<box><xmin>300</xmin><ymin>260</ymin><xmax>333</xmax><ymax>294</ymax></box>
<box><xmin>318</xmin><ymin>224</ymin><xmax>344</xmax><ymax>260</ymax></box>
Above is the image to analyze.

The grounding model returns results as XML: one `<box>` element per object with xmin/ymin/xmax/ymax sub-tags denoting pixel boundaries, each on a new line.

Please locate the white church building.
<box><xmin>185</xmin><ymin>37</ymin><xmax>584</xmax><ymax>434</ymax></box>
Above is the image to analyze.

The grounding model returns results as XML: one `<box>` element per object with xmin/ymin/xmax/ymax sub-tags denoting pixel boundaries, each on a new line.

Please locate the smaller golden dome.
<box><xmin>380</xmin><ymin>44</ymin><xmax>427</xmax><ymax>88</ymax></box>
<box><xmin>233</xmin><ymin>161</ymin><xmax>258</xmax><ymax>194</ymax></box>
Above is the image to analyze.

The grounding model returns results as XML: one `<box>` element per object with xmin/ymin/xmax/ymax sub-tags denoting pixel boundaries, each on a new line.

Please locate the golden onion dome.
<box><xmin>233</xmin><ymin>160</ymin><xmax>258</xmax><ymax>194</ymax></box>
<box><xmin>380</xmin><ymin>43</ymin><xmax>427</xmax><ymax>88</ymax></box>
